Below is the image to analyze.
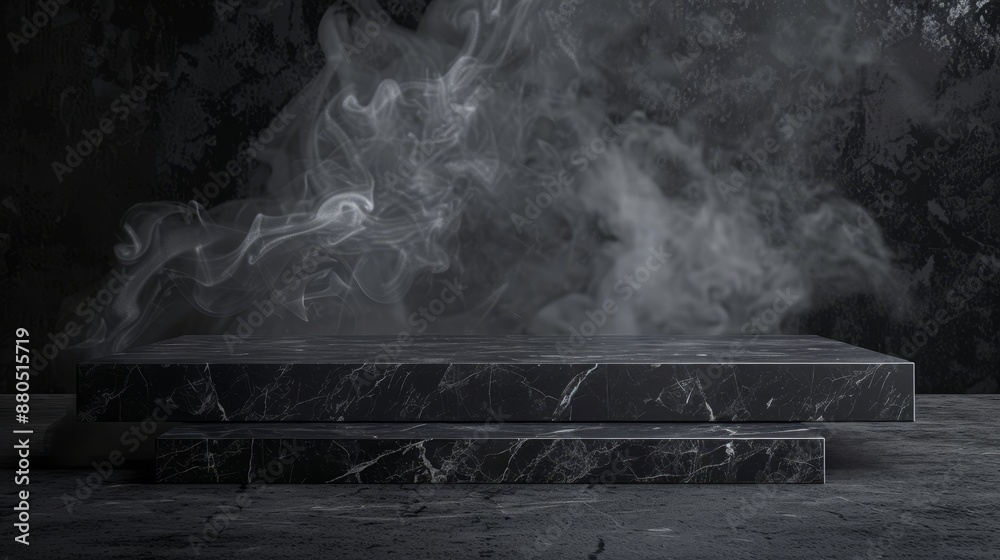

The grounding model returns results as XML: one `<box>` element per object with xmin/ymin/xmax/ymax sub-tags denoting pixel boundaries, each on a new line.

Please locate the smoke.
<box><xmin>83</xmin><ymin>0</ymin><xmax>898</xmax><ymax>355</ymax></box>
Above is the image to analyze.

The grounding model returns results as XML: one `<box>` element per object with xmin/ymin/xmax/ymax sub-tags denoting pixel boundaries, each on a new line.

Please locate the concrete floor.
<box><xmin>2</xmin><ymin>395</ymin><xmax>998</xmax><ymax>559</ymax></box>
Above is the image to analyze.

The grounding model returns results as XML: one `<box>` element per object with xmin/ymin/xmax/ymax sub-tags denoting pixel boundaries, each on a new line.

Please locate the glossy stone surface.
<box><xmin>79</xmin><ymin>335</ymin><xmax>914</xmax><ymax>422</ymax></box>
<box><xmin>155</xmin><ymin>423</ymin><xmax>825</xmax><ymax>484</ymax></box>
<box><xmin>15</xmin><ymin>396</ymin><xmax>999</xmax><ymax>558</ymax></box>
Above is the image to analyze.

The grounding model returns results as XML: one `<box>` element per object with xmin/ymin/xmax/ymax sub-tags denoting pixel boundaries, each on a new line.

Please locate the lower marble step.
<box><xmin>155</xmin><ymin>423</ymin><xmax>825</xmax><ymax>484</ymax></box>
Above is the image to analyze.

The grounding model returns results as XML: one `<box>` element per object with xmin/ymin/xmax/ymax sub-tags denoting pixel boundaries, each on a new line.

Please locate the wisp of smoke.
<box><xmin>82</xmin><ymin>0</ymin><xmax>896</xmax><ymax>355</ymax></box>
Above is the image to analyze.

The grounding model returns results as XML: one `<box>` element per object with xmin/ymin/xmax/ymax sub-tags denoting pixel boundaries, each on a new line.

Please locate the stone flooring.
<box><xmin>2</xmin><ymin>395</ymin><xmax>998</xmax><ymax>559</ymax></box>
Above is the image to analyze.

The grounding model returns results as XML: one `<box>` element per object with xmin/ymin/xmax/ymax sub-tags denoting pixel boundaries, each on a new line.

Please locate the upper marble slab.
<box><xmin>160</xmin><ymin>422</ymin><xmax>824</xmax><ymax>440</ymax></box>
<box><xmin>86</xmin><ymin>335</ymin><xmax>909</xmax><ymax>365</ymax></box>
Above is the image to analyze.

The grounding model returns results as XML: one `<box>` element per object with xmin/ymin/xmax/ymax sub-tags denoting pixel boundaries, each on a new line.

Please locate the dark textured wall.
<box><xmin>2</xmin><ymin>0</ymin><xmax>998</xmax><ymax>393</ymax></box>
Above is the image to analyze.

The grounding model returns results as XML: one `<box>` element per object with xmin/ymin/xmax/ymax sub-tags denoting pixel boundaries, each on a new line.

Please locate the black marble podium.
<box><xmin>79</xmin><ymin>335</ymin><xmax>913</xmax><ymax>422</ymax></box>
<box><xmin>156</xmin><ymin>423</ymin><xmax>825</xmax><ymax>484</ymax></box>
<box><xmin>76</xmin><ymin>335</ymin><xmax>913</xmax><ymax>484</ymax></box>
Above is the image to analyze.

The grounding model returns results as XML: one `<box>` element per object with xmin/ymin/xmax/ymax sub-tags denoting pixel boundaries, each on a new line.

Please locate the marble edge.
<box><xmin>78</xmin><ymin>335</ymin><xmax>912</xmax><ymax>365</ymax></box>
<box><xmin>78</xmin><ymin>360</ymin><xmax>916</xmax><ymax>368</ymax></box>
<box><xmin>157</xmin><ymin>424</ymin><xmax>827</xmax><ymax>440</ymax></box>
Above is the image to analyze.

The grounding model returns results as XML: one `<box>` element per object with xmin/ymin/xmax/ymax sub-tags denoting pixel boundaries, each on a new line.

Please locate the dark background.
<box><xmin>2</xmin><ymin>0</ymin><xmax>998</xmax><ymax>394</ymax></box>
